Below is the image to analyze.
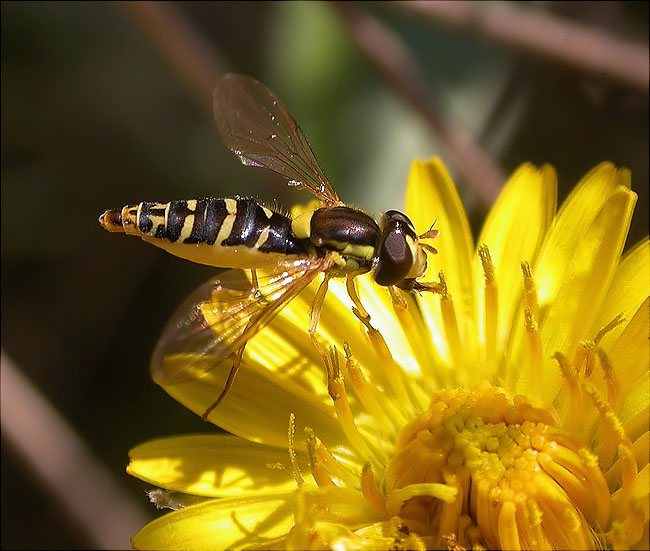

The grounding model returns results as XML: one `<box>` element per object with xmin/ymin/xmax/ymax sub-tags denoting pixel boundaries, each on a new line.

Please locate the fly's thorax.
<box><xmin>292</xmin><ymin>206</ymin><xmax>380</xmax><ymax>275</ymax></box>
<box><xmin>374</xmin><ymin>210</ymin><xmax>427</xmax><ymax>286</ymax></box>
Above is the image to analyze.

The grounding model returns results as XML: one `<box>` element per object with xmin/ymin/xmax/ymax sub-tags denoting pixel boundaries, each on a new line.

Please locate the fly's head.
<box><xmin>374</xmin><ymin>210</ymin><xmax>437</xmax><ymax>288</ymax></box>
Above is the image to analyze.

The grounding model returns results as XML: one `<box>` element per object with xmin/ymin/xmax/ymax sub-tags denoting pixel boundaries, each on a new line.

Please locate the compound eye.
<box><xmin>374</xmin><ymin>229</ymin><xmax>412</xmax><ymax>286</ymax></box>
<box><xmin>382</xmin><ymin>210</ymin><xmax>417</xmax><ymax>236</ymax></box>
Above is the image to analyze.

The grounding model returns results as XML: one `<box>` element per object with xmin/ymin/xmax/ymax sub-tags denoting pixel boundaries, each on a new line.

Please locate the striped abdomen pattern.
<box><xmin>118</xmin><ymin>197</ymin><xmax>308</xmax><ymax>256</ymax></box>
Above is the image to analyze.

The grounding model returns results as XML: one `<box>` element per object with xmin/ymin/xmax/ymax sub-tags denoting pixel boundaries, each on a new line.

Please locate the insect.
<box><xmin>99</xmin><ymin>74</ymin><xmax>439</xmax><ymax>419</ymax></box>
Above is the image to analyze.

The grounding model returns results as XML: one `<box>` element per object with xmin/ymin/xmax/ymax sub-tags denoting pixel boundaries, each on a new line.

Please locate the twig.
<box><xmin>397</xmin><ymin>1</ymin><xmax>648</xmax><ymax>92</ymax></box>
<box><xmin>334</xmin><ymin>3</ymin><xmax>504</xmax><ymax>207</ymax></box>
<box><xmin>1</xmin><ymin>352</ymin><xmax>150</xmax><ymax>549</ymax></box>
<box><xmin>120</xmin><ymin>1</ymin><xmax>228</xmax><ymax>115</ymax></box>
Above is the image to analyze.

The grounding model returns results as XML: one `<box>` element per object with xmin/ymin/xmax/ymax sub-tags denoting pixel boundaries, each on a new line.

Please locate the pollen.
<box><xmin>299</xmin><ymin>377</ymin><xmax>617</xmax><ymax>550</ymax></box>
<box><xmin>378</xmin><ymin>383</ymin><xmax>606</xmax><ymax>550</ymax></box>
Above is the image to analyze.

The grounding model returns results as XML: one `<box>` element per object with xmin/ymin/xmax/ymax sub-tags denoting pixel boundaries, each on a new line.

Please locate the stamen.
<box><xmin>524</xmin><ymin>308</ymin><xmax>542</xmax><ymax>401</ymax></box>
<box><xmin>578</xmin><ymin>447</ymin><xmax>612</xmax><ymax>528</ymax></box>
<box><xmin>287</xmin><ymin>413</ymin><xmax>305</xmax><ymax>487</ymax></box>
<box><xmin>388</xmin><ymin>285</ymin><xmax>408</xmax><ymax>311</ymax></box>
<box><xmin>385</xmin><ymin>482</ymin><xmax>457</xmax><ymax>515</ymax></box>
<box><xmin>524</xmin><ymin>500</ymin><xmax>552</xmax><ymax>551</ymax></box>
<box><xmin>343</xmin><ymin>343</ymin><xmax>402</xmax><ymax>432</ymax></box>
<box><xmin>326</xmin><ymin>347</ymin><xmax>379</xmax><ymax>464</ymax></box>
<box><xmin>608</xmin><ymin>432</ymin><xmax>649</xmax><ymax>489</ymax></box>
<box><xmin>582</xmin><ymin>383</ymin><xmax>638</xmax><ymax>498</ymax></box>
<box><xmin>305</xmin><ymin>427</ymin><xmax>357</xmax><ymax>487</ymax></box>
<box><xmin>395</xmin><ymin>410</ymin><xmax>433</xmax><ymax>450</ymax></box>
<box><xmin>537</xmin><ymin>449</ymin><xmax>595</xmax><ymax>524</ymax></box>
<box><xmin>521</xmin><ymin>404</ymin><xmax>558</xmax><ymax>426</ymax></box>
<box><xmin>361</xmin><ymin>463</ymin><xmax>387</xmax><ymax>514</ymax></box>
<box><xmin>573</xmin><ymin>315</ymin><xmax>626</xmax><ymax>376</ymax></box>
<box><xmin>497</xmin><ymin>501</ymin><xmax>521</xmax><ymax>551</ymax></box>
<box><xmin>596</xmin><ymin>348</ymin><xmax>622</xmax><ymax>411</ymax></box>
<box><xmin>363</xmin><ymin>319</ymin><xmax>413</xmax><ymax>410</ymax></box>
<box><xmin>612</xmin><ymin>444</ymin><xmax>637</xmax><ymax>510</ymax></box>
<box><xmin>544</xmin><ymin>442</ymin><xmax>612</xmax><ymax>526</ymax></box>
<box><xmin>535</xmin><ymin>475</ymin><xmax>589</xmax><ymax>550</ymax></box>
<box><xmin>474</xmin><ymin>478</ymin><xmax>497</xmax><ymax>547</ymax></box>
<box><xmin>594</xmin><ymin>313</ymin><xmax>626</xmax><ymax>344</ymax></box>
<box><xmin>305</xmin><ymin>428</ymin><xmax>335</xmax><ymax>487</ymax></box>
<box><xmin>478</xmin><ymin>245</ymin><xmax>498</xmax><ymax>363</ymax></box>
<box><xmin>563</xmin><ymin>507</ymin><xmax>591</xmax><ymax>550</ymax></box>
<box><xmin>437</xmin><ymin>469</ymin><xmax>466</xmax><ymax>543</ymax></box>
<box><xmin>438</xmin><ymin>271</ymin><xmax>462</xmax><ymax>385</ymax></box>
<box><xmin>553</xmin><ymin>352</ymin><xmax>583</xmax><ymax>433</ymax></box>
<box><xmin>520</xmin><ymin>262</ymin><xmax>539</xmax><ymax>320</ymax></box>
<box><xmin>573</xmin><ymin>341</ymin><xmax>596</xmax><ymax>376</ymax></box>
<box><xmin>387</xmin><ymin>288</ymin><xmax>444</xmax><ymax>393</ymax></box>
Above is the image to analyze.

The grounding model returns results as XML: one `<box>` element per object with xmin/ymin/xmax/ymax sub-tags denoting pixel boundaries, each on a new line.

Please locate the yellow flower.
<box><xmin>127</xmin><ymin>159</ymin><xmax>649</xmax><ymax>550</ymax></box>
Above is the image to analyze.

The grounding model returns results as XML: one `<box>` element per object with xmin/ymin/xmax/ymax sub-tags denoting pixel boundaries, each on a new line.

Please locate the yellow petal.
<box><xmin>610</xmin><ymin>298</ymin><xmax>650</xmax><ymax>420</ymax></box>
<box><xmin>514</xmin><ymin>184</ymin><xmax>637</xmax><ymax>399</ymax></box>
<box><xmin>590</xmin><ymin>237</ymin><xmax>650</xmax><ymax>349</ymax></box>
<box><xmin>474</xmin><ymin>163</ymin><xmax>556</xmax><ymax>356</ymax></box>
<box><xmin>159</xmin><ymin>354</ymin><xmax>350</xmax><ymax>454</ymax></box>
<box><xmin>534</xmin><ymin>162</ymin><xmax>630</xmax><ymax>310</ymax></box>
<box><xmin>131</xmin><ymin>493</ymin><xmax>295</xmax><ymax>550</ymax></box>
<box><xmin>127</xmin><ymin>435</ymin><xmax>308</xmax><ymax>497</ymax></box>
<box><xmin>404</xmin><ymin>157</ymin><xmax>476</xmax><ymax>362</ymax></box>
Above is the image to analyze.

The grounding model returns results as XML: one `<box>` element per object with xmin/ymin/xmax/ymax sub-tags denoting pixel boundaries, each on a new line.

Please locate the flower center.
<box><xmin>381</xmin><ymin>382</ymin><xmax>608</xmax><ymax>550</ymax></box>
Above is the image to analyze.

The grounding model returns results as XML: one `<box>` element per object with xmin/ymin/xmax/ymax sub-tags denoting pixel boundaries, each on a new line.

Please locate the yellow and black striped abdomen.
<box><xmin>99</xmin><ymin>197</ymin><xmax>311</xmax><ymax>269</ymax></box>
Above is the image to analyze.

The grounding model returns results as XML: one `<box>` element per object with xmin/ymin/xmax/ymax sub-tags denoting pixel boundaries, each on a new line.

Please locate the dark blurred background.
<box><xmin>1</xmin><ymin>2</ymin><xmax>647</xmax><ymax>549</ymax></box>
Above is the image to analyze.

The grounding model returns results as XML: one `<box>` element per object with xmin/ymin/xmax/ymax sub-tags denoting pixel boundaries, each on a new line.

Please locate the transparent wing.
<box><xmin>213</xmin><ymin>73</ymin><xmax>341</xmax><ymax>206</ymax></box>
<box><xmin>151</xmin><ymin>260</ymin><xmax>327</xmax><ymax>385</ymax></box>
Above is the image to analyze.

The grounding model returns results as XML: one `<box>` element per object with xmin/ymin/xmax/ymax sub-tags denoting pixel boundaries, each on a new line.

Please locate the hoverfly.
<box><xmin>99</xmin><ymin>74</ymin><xmax>439</xmax><ymax>419</ymax></box>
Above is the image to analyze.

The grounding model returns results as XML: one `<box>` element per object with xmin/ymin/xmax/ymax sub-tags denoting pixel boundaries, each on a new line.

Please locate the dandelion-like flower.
<box><xmin>128</xmin><ymin>159</ymin><xmax>649</xmax><ymax>550</ymax></box>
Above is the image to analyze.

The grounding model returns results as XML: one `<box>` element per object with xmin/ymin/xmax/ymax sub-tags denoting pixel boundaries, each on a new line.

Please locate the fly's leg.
<box><xmin>201</xmin><ymin>341</ymin><xmax>248</xmax><ymax>421</ymax></box>
<box><xmin>202</xmin><ymin>270</ymin><xmax>259</xmax><ymax>421</ymax></box>
<box><xmin>309</xmin><ymin>274</ymin><xmax>332</xmax><ymax>373</ymax></box>
<box><xmin>250</xmin><ymin>269</ymin><xmax>259</xmax><ymax>290</ymax></box>
<box><xmin>345</xmin><ymin>277</ymin><xmax>375</xmax><ymax>332</ymax></box>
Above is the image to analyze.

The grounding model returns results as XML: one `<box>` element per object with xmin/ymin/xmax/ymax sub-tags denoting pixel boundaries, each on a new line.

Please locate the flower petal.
<box><xmin>610</xmin><ymin>298</ymin><xmax>649</xmax><ymax>421</ymax></box>
<box><xmin>534</xmin><ymin>162</ymin><xmax>630</xmax><ymax>310</ymax></box>
<box><xmin>404</xmin><ymin>157</ymin><xmax>476</xmax><ymax>364</ymax></box>
<box><xmin>131</xmin><ymin>493</ymin><xmax>295</xmax><ymax>550</ymax></box>
<box><xmin>538</xmin><ymin>186</ymin><xmax>637</xmax><ymax>396</ymax></box>
<box><xmin>474</xmin><ymin>163</ymin><xmax>556</xmax><ymax>357</ymax></box>
<box><xmin>127</xmin><ymin>435</ymin><xmax>308</xmax><ymax>497</ymax></box>
<box><xmin>159</xmin><ymin>354</ymin><xmax>349</xmax><ymax>454</ymax></box>
<box><xmin>590</xmin><ymin>237</ymin><xmax>650</xmax><ymax>349</ymax></box>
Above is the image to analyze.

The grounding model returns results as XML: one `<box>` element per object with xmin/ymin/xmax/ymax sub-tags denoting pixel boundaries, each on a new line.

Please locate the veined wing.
<box><xmin>213</xmin><ymin>73</ymin><xmax>342</xmax><ymax>206</ymax></box>
<box><xmin>151</xmin><ymin>259</ymin><xmax>329</xmax><ymax>386</ymax></box>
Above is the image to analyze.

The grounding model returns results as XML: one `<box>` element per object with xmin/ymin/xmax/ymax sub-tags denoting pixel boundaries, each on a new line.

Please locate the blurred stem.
<box><xmin>396</xmin><ymin>1</ymin><xmax>648</xmax><ymax>92</ymax></box>
<box><xmin>1</xmin><ymin>352</ymin><xmax>150</xmax><ymax>549</ymax></box>
<box><xmin>119</xmin><ymin>1</ymin><xmax>227</xmax><ymax>115</ymax></box>
<box><xmin>335</xmin><ymin>3</ymin><xmax>504</xmax><ymax>207</ymax></box>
